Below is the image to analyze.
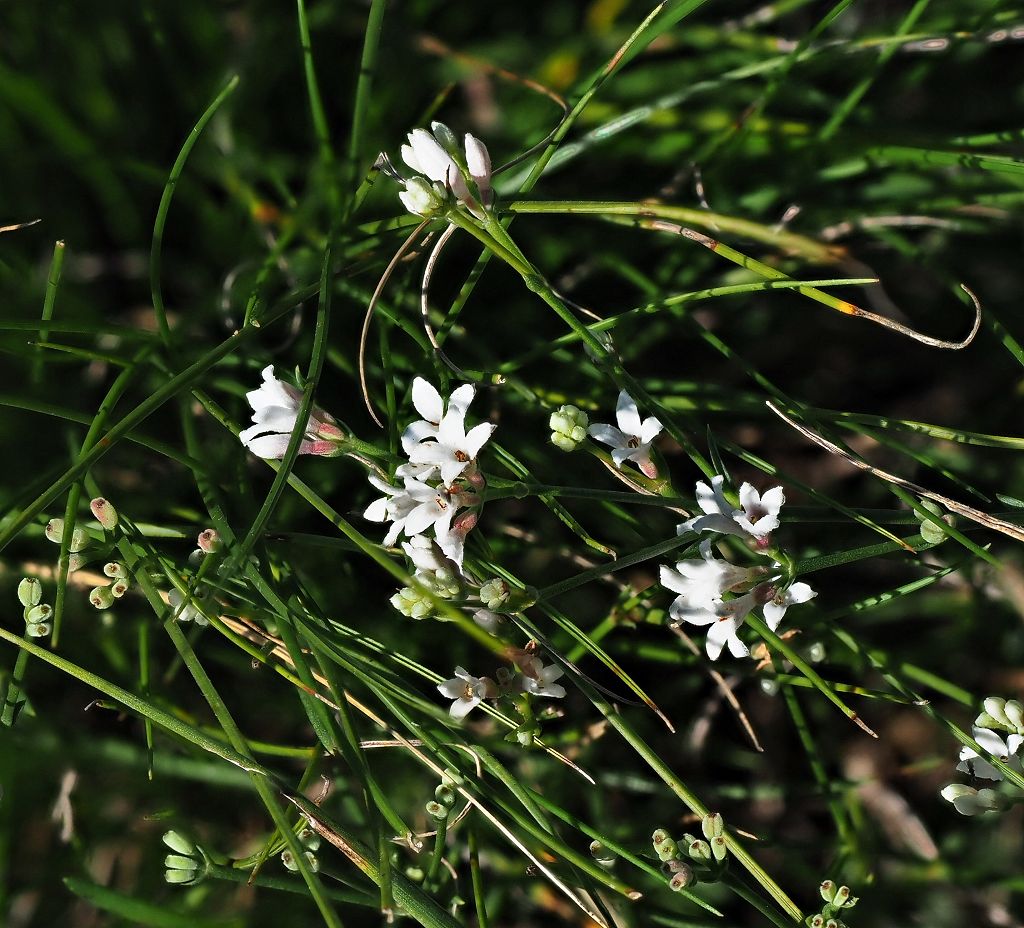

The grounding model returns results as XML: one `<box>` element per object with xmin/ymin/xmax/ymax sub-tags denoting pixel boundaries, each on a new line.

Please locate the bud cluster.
<box><xmin>651</xmin><ymin>814</ymin><xmax>729</xmax><ymax>892</ymax></box>
<box><xmin>549</xmin><ymin>404</ymin><xmax>589</xmax><ymax>452</ymax></box>
<box><xmin>282</xmin><ymin>825</ymin><xmax>321</xmax><ymax>874</ymax></box>
<box><xmin>18</xmin><ymin>577</ymin><xmax>52</xmax><ymax>638</ymax></box>
<box><xmin>162</xmin><ymin>830</ymin><xmax>208</xmax><ymax>886</ymax></box>
<box><xmin>805</xmin><ymin>879</ymin><xmax>858</xmax><ymax>928</ymax></box>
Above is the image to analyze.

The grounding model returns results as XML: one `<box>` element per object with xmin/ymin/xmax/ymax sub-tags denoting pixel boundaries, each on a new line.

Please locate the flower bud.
<box><xmin>399</xmin><ymin>176</ymin><xmax>446</xmax><ymax>217</ymax></box>
<box><xmin>164</xmin><ymin>868</ymin><xmax>198</xmax><ymax>885</ymax></box>
<box><xmin>820</xmin><ymin>880</ymin><xmax>836</xmax><ymax>903</ymax></box>
<box><xmin>90</xmin><ymin>497</ymin><xmax>118</xmax><ymax>531</ymax></box>
<box><xmin>435</xmin><ymin>784</ymin><xmax>457</xmax><ymax>808</ymax></box>
<box><xmin>710</xmin><ymin>835</ymin><xmax>727</xmax><ymax>862</ymax></box>
<box><xmin>1004</xmin><ymin>699</ymin><xmax>1024</xmax><ymax>733</ymax></box>
<box><xmin>687</xmin><ymin>839</ymin><xmax>712</xmax><ymax>862</ymax></box>
<box><xmin>67</xmin><ymin>554</ymin><xmax>87</xmax><ymax>573</ymax></box>
<box><xmin>668</xmin><ymin>863</ymin><xmax>694</xmax><ymax>891</ymax></box>
<box><xmin>163</xmin><ymin>830</ymin><xmax>197</xmax><ymax>856</ymax></box>
<box><xmin>425</xmin><ymin>800</ymin><xmax>448</xmax><ymax>822</ymax></box>
<box><xmin>473</xmin><ymin>609</ymin><xmax>503</xmax><ymax>634</ymax></box>
<box><xmin>701</xmin><ymin>812</ymin><xmax>724</xmax><ymax>840</ymax></box>
<box><xmin>197</xmin><ymin>529</ymin><xmax>222</xmax><ymax>554</ymax></box>
<box><xmin>165</xmin><ymin>854</ymin><xmax>197</xmax><ymax>871</ymax></box>
<box><xmin>89</xmin><ymin>586</ymin><xmax>115</xmax><ymax>610</ymax></box>
<box><xmin>655</xmin><ymin>838</ymin><xmax>679</xmax><ymax>862</ymax></box>
<box><xmin>431</xmin><ymin>568</ymin><xmax>461</xmax><ymax>599</ymax></box>
<box><xmin>26</xmin><ymin>620</ymin><xmax>51</xmax><ymax>638</ymax></box>
<box><xmin>298</xmin><ymin>827</ymin><xmax>321</xmax><ymax>851</ymax></box>
<box><xmin>44</xmin><ymin>518</ymin><xmax>64</xmax><ymax>543</ymax></box>
<box><xmin>18</xmin><ymin>578</ymin><xmax>42</xmax><ymax>608</ymax></box>
<box><xmin>391</xmin><ymin>586</ymin><xmax>432</xmax><ymax>620</ymax></box>
<box><xmin>807</xmin><ymin>916</ymin><xmax>825</xmax><ymax>928</ymax></box>
<box><xmin>430</xmin><ymin>121</ymin><xmax>459</xmax><ymax>155</ymax></box>
<box><xmin>832</xmin><ymin>885</ymin><xmax>850</xmax><ymax>907</ymax></box>
<box><xmin>26</xmin><ymin>604</ymin><xmax>52</xmax><ymax>624</ymax></box>
<box><xmin>104</xmin><ymin>562</ymin><xmax>127</xmax><ymax>580</ymax></box>
<box><xmin>479</xmin><ymin>578</ymin><xmax>510</xmax><ymax>610</ymax></box>
<box><xmin>549</xmin><ymin>404</ymin><xmax>589</xmax><ymax>452</ymax></box>
<box><xmin>110</xmin><ymin>580</ymin><xmax>130</xmax><ymax>599</ymax></box>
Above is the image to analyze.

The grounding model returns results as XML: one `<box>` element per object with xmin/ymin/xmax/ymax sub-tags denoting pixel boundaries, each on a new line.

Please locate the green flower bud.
<box><xmin>688</xmin><ymin>839</ymin><xmax>712</xmax><ymax>862</ymax></box>
<box><xmin>90</xmin><ymin>497</ymin><xmax>118</xmax><ymax>531</ymax></box>
<box><xmin>164</xmin><ymin>854</ymin><xmax>197</xmax><ymax>871</ymax></box>
<box><xmin>435</xmin><ymin>784</ymin><xmax>457</xmax><ymax>808</ymax></box>
<box><xmin>479</xmin><ymin>578</ymin><xmax>510</xmax><ymax>610</ymax></box>
<box><xmin>833</xmin><ymin>886</ymin><xmax>850</xmax><ymax>907</ymax></box>
<box><xmin>701</xmin><ymin>812</ymin><xmax>724</xmax><ymax>840</ymax></box>
<box><xmin>44</xmin><ymin>518</ymin><xmax>64</xmax><ymax>543</ymax></box>
<box><xmin>26</xmin><ymin>604</ymin><xmax>53</xmax><ymax>624</ymax></box>
<box><xmin>430</xmin><ymin>121</ymin><xmax>459</xmax><ymax>155</ymax></box>
<box><xmin>655</xmin><ymin>838</ymin><xmax>679</xmax><ymax>862</ymax></box>
<box><xmin>390</xmin><ymin>586</ymin><xmax>432</xmax><ymax>619</ymax></box>
<box><xmin>18</xmin><ymin>578</ymin><xmax>42</xmax><ymax>608</ymax></box>
<box><xmin>67</xmin><ymin>554</ymin><xmax>87</xmax><ymax>573</ymax></box>
<box><xmin>297</xmin><ymin>828</ymin><xmax>320</xmax><ymax>852</ymax></box>
<box><xmin>710</xmin><ymin>835</ymin><xmax>727</xmax><ymax>862</ymax></box>
<box><xmin>918</xmin><ymin>499</ymin><xmax>953</xmax><ymax>544</ymax></box>
<box><xmin>669</xmin><ymin>863</ymin><xmax>694</xmax><ymax>891</ymax></box>
<box><xmin>1004</xmin><ymin>699</ymin><xmax>1024</xmax><ymax>733</ymax></box>
<box><xmin>549</xmin><ymin>404</ymin><xmax>589</xmax><ymax>452</ymax></box>
<box><xmin>164</xmin><ymin>868</ymin><xmax>198</xmax><ymax>884</ymax></box>
<box><xmin>441</xmin><ymin>768</ymin><xmax>464</xmax><ymax>789</ymax></box>
<box><xmin>806</xmin><ymin>916</ymin><xmax>824</xmax><ymax>928</ymax></box>
<box><xmin>281</xmin><ymin>849</ymin><xmax>317</xmax><ymax>872</ymax></box>
<box><xmin>820</xmin><ymin>880</ymin><xmax>837</xmax><ymax>903</ymax></box>
<box><xmin>103</xmin><ymin>562</ymin><xmax>127</xmax><ymax>580</ymax></box>
<box><xmin>651</xmin><ymin>828</ymin><xmax>672</xmax><ymax>847</ymax></box>
<box><xmin>163</xmin><ymin>830</ymin><xmax>197</xmax><ymax>856</ymax></box>
<box><xmin>89</xmin><ymin>586</ymin><xmax>115</xmax><ymax>610</ymax></box>
<box><xmin>110</xmin><ymin>580</ymin><xmax>130</xmax><ymax>599</ymax></box>
<box><xmin>26</xmin><ymin>620</ymin><xmax>51</xmax><ymax>638</ymax></box>
<box><xmin>431</xmin><ymin>568</ymin><xmax>461</xmax><ymax>599</ymax></box>
<box><xmin>425</xmin><ymin>800</ymin><xmax>448</xmax><ymax>822</ymax></box>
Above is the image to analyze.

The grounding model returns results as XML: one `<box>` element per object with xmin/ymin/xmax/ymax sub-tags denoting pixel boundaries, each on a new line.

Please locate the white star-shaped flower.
<box><xmin>660</xmin><ymin>539</ymin><xmax>761</xmax><ymax>607</ymax></box>
<box><xmin>407</xmin><ymin>406</ymin><xmax>495</xmax><ymax>487</ymax></box>
<box><xmin>437</xmin><ymin>667</ymin><xmax>498</xmax><ymax>720</ymax></box>
<box><xmin>239</xmin><ymin>366</ymin><xmax>343</xmax><ymax>460</ymax></box>
<box><xmin>663</xmin><ymin>585</ymin><xmax>760</xmax><ymax>661</ymax></box>
<box><xmin>762</xmin><ymin>581</ymin><xmax>816</xmax><ymax>631</ymax></box>
<box><xmin>588</xmin><ymin>390</ymin><xmax>663</xmax><ymax>478</ymax></box>
<box><xmin>513</xmin><ymin>654</ymin><xmax>567</xmax><ymax>699</ymax></box>
<box><xmin>679</xmin><ymin>475</ymin><xmax>785</xmax><ymax>544</ymax></box>
<box><xmin>401</xmin><ymin>378</ymin><xmax>476</xmax><ymax>455</ymax></box>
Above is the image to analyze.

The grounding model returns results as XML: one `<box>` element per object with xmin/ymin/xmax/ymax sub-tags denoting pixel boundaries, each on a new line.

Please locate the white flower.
<box><xmin>513</xmin><ymin>654</ymin><xmax>567</xmax><ymax>699</ymax></box>
<box><xmin>407</xmin><ymin>406</ymin><xmax>495</xmax><ymax>487</ymax></box>
<box><xmin>940</xmin><ymin>783</ymin><xmax>1004</xmax><ymax>816</ymax></box>
<box><xmin>400</xmin><ymin>123</ymin><xmax>492</xmax><ymax>215</ymax></box>
<box><xmin>957</xmin><ymin>726</ymin><xmax>1024</xmax><ymax>781</ymax></box>
<box><xmin>401</xmin><ymin>535</ymin><xmax>453</xmax><ymax>574</ymax></box>
<box><xmin>401</xmin><ymin>378</ymin><xmax>476</xmax><ymax>455</ymax></box>
<box><xmin>660</xmin><ymin>539</ymin><xmax>761</xmax><ymax>607</ymax></box>
<box><xmin>239</xmin><ymin>366</ymin><xmax>343</xmax><ymax>460</ymax></box>
<box><xmin>664</xmin><ymin>588</ymin><xmax>760</xmax><ymax>661</ymax></box>
<box><xmin>679</xmin><ymin>475</ymin><xmax>785</xmax><ymax>544</ymax></box>
<box><xmin>363</xmin><ymin>476</ymin><xmax>421</xmax><ymax>546</ymax></box>
<box><xmin>735</xmin><ymin>483</ymin><xmax>785</xmax><ymax>538</ymax></box>
<box><xmin>438</xmin><ymin>667</ymin><xmax>498</xmax><ymax>720</ymax></box>
<box><xmin>763</xmin><ymin>581</ymin><xmax>816</xmax><ymax>631</ymax></box>
<box><xmin>587</xmin><ymin>390</ymin><xmax>663</xmax><ymax>478</ymax></box>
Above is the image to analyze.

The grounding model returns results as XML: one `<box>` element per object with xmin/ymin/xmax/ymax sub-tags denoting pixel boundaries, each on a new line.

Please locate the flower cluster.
<box><xmin>438</xmin><ymin>651</ymin><xmax>566</xmax><ymax>721</ymax></box>
<box><xmin>941</xmin><ymin>696</ymin><xmax>1024</xmax><ymax>815</ymax></box>
<box><xmin>364</xmin><ymin>378</ymin><xmax>493</xmax><ymax>571</ymax></box>
<box><xmin>806</xmin><ymin>880</ymin><xmax>859</xmax><ymax>928</ymax></box>
<box><xmin>394</xmin><ymin>122</ymin><xmax>493</xmax><ymax>219</ymax></box>
<box><xmin>239</xmin><ymin>366</ymin><xmax>345</xmax><ymax>460</ymax></box>
<box><xmin>162</xmin><ymin>830</ymin><xmax>208</xmax><ymax>886</ymax></box>
<box><xmin>588</xmin><ymin>390</ymin><xmax>663</xmax><ymax>478</ymax></box>
<box><xmin>662</xmin><ymin>475</ymin><xmax>815</xmax><ymax>660</ymax></box>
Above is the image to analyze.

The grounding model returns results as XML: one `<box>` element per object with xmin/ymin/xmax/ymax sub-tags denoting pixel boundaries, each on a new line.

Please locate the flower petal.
<box><xmin>615</xmin><ymin>390</ymin><xmax>642</xmax><ymax>437</ymax></box>
<box><xmin>412</xmin><ymin>377</ymin><xmax>444</xmax><ymax>423</ymax></box>
<box><xmin>448</xmin><ymin>384</ymin><xmax>475</xmax><ymax>415</ymax></box>
<box><xmin>363</xmin><ymin>497</ymin><xmax>389</xmax><ymax>522</ymax></box>
<box><xmin>464</xmin><ymin>422</ymin><xmax>496</xmax><ymax>458</ymax></box>
<box><xmin>587</xmin><ymin>424</ymin><xmax>627</xmax><ymax>449</ymax></box>
<box><xmin>639</xmin><ymin>416</ymin><xmax>663</xmax><ymax>444</ymax></box>
<box><xmin>449</xmin><ymin>696</ymin><xmax>480</xmax><ymax>720</ymax></box>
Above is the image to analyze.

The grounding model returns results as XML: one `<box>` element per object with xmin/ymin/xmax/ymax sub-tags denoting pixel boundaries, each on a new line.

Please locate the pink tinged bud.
<box><xmin>638</xmin><ymin>458</ymin><xmax>659</xmax><ymax>479</ymax></box>
<box><xmin>452</xmin><ymin>511</ymin><xmax>478</xmax><ymax>537</ymax></box>
<box><xmin>90</xmin><ymin>498</ymin><xmax>118</xmax><ymax>530</ymax></box>
<box><xmin>197</xmin><ymin>529</ymin><xmax>222</xmax><ymax>554</ymax></box>
<box><xmin>305</xmin><ymin>440</ymin><xmax>343</xmax><ymax>457</ymax></box>
<box><xmin>316</xmin><ymin>421</ymin><xmax>345</xmax><ymax>442</ymax></box>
